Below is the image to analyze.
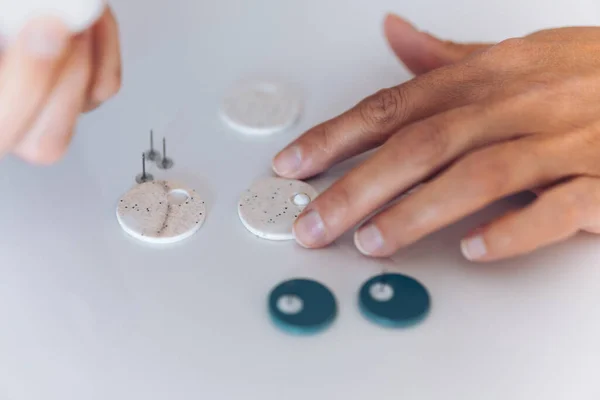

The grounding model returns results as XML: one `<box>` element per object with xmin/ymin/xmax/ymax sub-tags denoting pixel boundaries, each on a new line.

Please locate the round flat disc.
<box><xmin>237</xmin><ymin>177</ymin><xmax>318</xmax><ymax>240</ymax></box>
<box><xmin>116</xmin><ymin>180</ymin><xmax>206</xmax><ymax>244</ymax></box>
<box><xmin>268</xmin><ymin>278</ymin><xmax>337</xmax><ymax>335</ymax></box>
<box><xmin>359</xmin><ymin>273</ymin><xmax>431</xmax><ymax>328</ymax></box>
<box><xmin>220</xmin><ymin>80</ymin><xmax>302</xmax><ymax>135</ymax></box>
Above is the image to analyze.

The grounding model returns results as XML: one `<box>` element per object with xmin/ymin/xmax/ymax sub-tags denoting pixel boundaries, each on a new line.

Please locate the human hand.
<box><xmin>272</xmin><ymin>13</ymin><xmax>600</xmax><ymax>262</ymax></box>
<box><xmin>0</xmin><ymin>6</ymin><xmax>121</xmax><ymax>164</ymax></box>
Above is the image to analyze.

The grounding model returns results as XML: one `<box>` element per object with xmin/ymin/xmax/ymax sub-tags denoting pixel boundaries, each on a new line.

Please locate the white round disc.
<box><xmin>220</xmin><ymin>80</ymin><xmax>302</xmax><ymax>135</ymax></box>
<box><xmin>116</xmin><ymin>180</ymin><xmax>206</xmax><ymax>244</ymax></box>
<box><xmin>238</xmin><ymin>177</ymin><xmax>318</xmax><ymax>240</ymax></box>
<box><xmin>0</xmin><ymin>0</ymin><xmax>106</xmax><ymax>38</ymax></box>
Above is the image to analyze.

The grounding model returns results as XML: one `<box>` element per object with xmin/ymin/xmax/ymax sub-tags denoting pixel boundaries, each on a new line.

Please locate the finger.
<box><xmin>84</xmin><ymin>6</ymin><xmax>122</xmax><ymax>112</ymax></box>
<box><xmin>460</xmin><ymin>176</ymin><xmax>600</xmax><ymax>262</ymax></box>
<box><xmin>0</xmin><ymin>17</ymin><xmax>72</xmax><ymax>157</ymax></box>
<box><xmin>290</xmin><ymin>95</ymin><xmax>543</xmax><ymax>249</ymax></box>
<box><xmin>272</xmin><ymin>62</ymin><xmax>492</xmax><ymax>180</ymax></box>
<box><xmin>530</xmin><ymin>177</ymin><xmax>572</xmax><ymax>197</ymax></box>
<box><xmin>0</xmin><ymin>34</ymin><xmax>6</xmax><ymax>52</ymax></box>
<box><xmin>353</xmin><ymin>137</ymin><xmax>577</xmax><ymax>257</ymax></box>
<box><xmin>531</xmin><ymin>187</ymin><xmax>544</xmax><ymax>197</ymax></box>
<box><xmin>384</xmin><ymin>13</ymin><xmax>493</xmax><ymax>75</ymax></box>
<box><xmin>13</xmin><ymin>31</ymin><xmax>93</xmax><ymax>164</ymax></box>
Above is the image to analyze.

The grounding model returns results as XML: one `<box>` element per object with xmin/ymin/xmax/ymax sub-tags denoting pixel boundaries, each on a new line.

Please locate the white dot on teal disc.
<box><xmin>268</xmin><ymin>278</ymin><xmax>337</xmax><ymax>335</ymax></box>
<box><xmin>359</xmin><ymin>273</ymin><xmax>430</xmax><ymax>328</ymax></box>
<box><xmin>276</xmin><ymin>294</ymin><xmax>303</xmax><ymax>315</ymax></box>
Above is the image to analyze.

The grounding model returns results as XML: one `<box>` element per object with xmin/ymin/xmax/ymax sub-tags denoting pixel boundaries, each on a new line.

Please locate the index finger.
<box><xmin>84</xmin><ymin>6</ymin><xmax>122</xmax><ymax>111</ymax></box>
<box><xmin>0</xmin><ymin>17</ymin><xmax>72</xmax><ymax>156</ymax></box>
<box><xmin>272</xmin><ymin>63</ymin><xmax>491</xmax><ymax>179</ymax></box>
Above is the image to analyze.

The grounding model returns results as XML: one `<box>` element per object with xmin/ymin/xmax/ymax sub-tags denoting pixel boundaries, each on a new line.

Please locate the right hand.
<box><xmin>0</xmin><ymin>6</ymin><xmax>122</xmax><ymax>164</ymax></box>
<box><xmin>272</xmin><ymin>14</ymin><xmax>600</xmax><ymax>262</ymax></box>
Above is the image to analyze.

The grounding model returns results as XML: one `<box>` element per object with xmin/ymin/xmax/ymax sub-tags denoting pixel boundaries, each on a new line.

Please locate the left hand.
<box><xmin>0</xmin><ymin>6</ymin><xmax>121</xmax><ymax>164</ymax></box>
<box><xmin>272</xmin><ymin>14</ymin><xmax>600</xmax><ymax>262</ymax></box>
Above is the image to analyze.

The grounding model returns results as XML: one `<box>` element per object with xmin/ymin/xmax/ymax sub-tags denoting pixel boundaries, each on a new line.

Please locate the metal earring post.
<box><xmin>157</xmin><ymin>137</ymin><xmax>174</xmax><ymax>169</ymax></box>
<box><xmin>145</xmin><ymin>130</ymin><xmax>161</xmax><ymax>161</ymax></box>
<box><xmin>136</xmin><ymin>153</ymin><xmax>154</xmax><ymax>183</ymax></box>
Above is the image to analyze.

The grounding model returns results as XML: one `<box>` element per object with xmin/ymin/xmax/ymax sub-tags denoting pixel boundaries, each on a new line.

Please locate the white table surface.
<box><xmin>1</xmin><ymin>1</ymin><xmax>599</xmax><ymax>399</ymax></box>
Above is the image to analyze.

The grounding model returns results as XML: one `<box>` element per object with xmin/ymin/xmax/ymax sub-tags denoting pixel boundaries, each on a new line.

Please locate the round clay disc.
<box><xmin>219</xmin><ymin>80</ymin><xmax>302</xmax><ymax>135</ymax></box>
<box><xmin>237</xmin><ymin>177</ymin><xmax>319</xmax><ymax>240</ymax></box>
<box><xmin>268</xmin><ymin>278</ymin><xmax>337</xmax><ymax>335</ymax></box>
<box><xmin>116</xmin><ymin>180</ymin><xmax>206</xmax><ymax>244</ymax></box>
<box><xmin>359</xmin><ymin>273</ymin><xmax>431</xmax><ymax>328</ymax></box>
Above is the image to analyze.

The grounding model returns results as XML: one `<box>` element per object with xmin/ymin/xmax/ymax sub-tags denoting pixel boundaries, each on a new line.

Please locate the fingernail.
<box><xmin>23</xmin><ymin>18</ymin><xmax>69</xmax><ymax>57</ymax></box>
<box><xmin>461</xmin><ymin>234</ymin><xmax>487</xmax><ymax>260</ymax></box>
<box><xmin>355</xmin><ymin>224</ymin><xmax>384</xmax><ymax>255</ymax></box>
<box><xmin>293</xmin><ymin>210</ymin><xmax>325</xmax><ymax>247</ymax></box>
<box><xmin>273</xmin><ymin>146</ymin><xmax>302</xmax><ymax>176</ymax></box>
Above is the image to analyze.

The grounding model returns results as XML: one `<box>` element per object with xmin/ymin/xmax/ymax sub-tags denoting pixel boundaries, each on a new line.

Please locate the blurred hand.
<box><xmin>273</xmin><ymin>13</ymin><xmax>600</xmax><ymax>262</ymax></box>
<box><xmin>0</xmin><ymin>6</ymin><xmax>121</xmax><ymax>164</ymax></box>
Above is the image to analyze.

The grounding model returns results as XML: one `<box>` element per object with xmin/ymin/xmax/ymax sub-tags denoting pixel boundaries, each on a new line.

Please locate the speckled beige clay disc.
<box><xmin>116</xmin><ymin>180</ymin><xmax>206</xmax><ymax>244</ymax></box>
<box><xmin>220</xmin><ymin>80</ymin><xmax>302</xmax><ymax>135</ymax></box>
<box><xmin>238</xmin><ymin>177</ymin><xmax>318</xmax><ymax>240</ymax></box>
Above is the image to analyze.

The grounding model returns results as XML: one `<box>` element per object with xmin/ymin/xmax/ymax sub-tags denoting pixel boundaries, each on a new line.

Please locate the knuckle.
<box><xmin>358</xmin><ymin>86</ymin><xmax>407</xmax><ymax>131</ymax></box>
<box><xmin>415</xmin><ymin>119</ymin><xmax>452</xmax><ymax>163</ymax></box>
<box><xmin>390</xmin><ymin>118</ymin><xmax>450</xmax><ymax>168</ymax></box>
<box><xmin>477</xmin><ymin>37</ymin><xmax>530</xmax><ymax>70</ymax></box>
<box><xmin>494</xmin><ymin>37</ymin><xmax>529</xmax><ymax>52</ymax></box>
<box><xmin>316</xmin><ymin>183</ymin><xmax>353</xmax><ymax>227</ymax></box>
<box><xmin>304</xmin><ymin>122</ymin><xmax>336</xmax><ymax>161</ymax></box>
<box><xmin>293</xmin><ymin>115</ymin><xmax>352</xmax><ymax>173</ymax></box>
<box><xmin>460</xmin><ymin>150</ymin><xmax>514</xmax><ymax>197</ymax></box>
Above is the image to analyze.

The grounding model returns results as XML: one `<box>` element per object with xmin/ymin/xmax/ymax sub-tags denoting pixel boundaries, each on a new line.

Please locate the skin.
<box><xmin>0</xmin><ymin>6</ymin><xmax>121</xmax><ymax>164</ymax></box>
<box><xmin>2</xmin><ymin>10</ymin><xmax>598</xmax><ymax>262</ymax></box>
<box><xmin>273</xmin><ymin>13</ymin><xmax>600</xmax><ymax>262</ymax></box>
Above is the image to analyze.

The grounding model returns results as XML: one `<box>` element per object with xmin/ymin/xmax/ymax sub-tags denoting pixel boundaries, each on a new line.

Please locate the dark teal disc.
<box><xmin>268</xmin><ymin>278</ymin><xmax>337</xmax><ymax>335</ymax></box>
<box><xmin>359</xmin><ymin>273</ymin><xmax>430</xmax><ymax>328</ymax></box>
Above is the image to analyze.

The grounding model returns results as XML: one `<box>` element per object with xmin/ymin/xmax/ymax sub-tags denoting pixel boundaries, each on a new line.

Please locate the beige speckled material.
<box><xmin>220</xmin><ymin>80</ymin><xmax>302</xmax><ymax>135</ymax></box>
<box><xmin>238</xmin><ymin>177</ymin><xmax>318</xmax><ymax>240</ymax></box>
<box><xmin>116</xmin><ymin>180</ymin><xmax>206</xmax><ymax>244</ymax></box>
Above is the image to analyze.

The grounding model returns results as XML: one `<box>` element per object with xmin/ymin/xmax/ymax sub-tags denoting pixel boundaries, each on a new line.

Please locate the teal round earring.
<box><xmin>268</xmin><ymin>278</ymin><xmax>337</xmax><ymax>335</ymax></box>
<box><xmin>358</xmin><ymin>273</ymin><xmax>430</xmax><ymax>328</ymax></box>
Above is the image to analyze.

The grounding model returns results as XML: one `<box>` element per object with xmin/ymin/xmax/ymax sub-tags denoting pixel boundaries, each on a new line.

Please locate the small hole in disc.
<box><xmin>277</xmin><ymin>295</ymin><xmax>303</xmax><ymax>315</ymax></box>
<box><xmin>167</xmin><ymin>189</ymin><xmax>189</xmax><ymax>205</ymax></box>
<box><xmin>292</xmin><ymin>193</ymin><xmax>311</xmax><ymax>207</ymax></box>
<box><xmin>369</xmin><ymin>282</ymin><xmax>394</xmax><ymax>302</ymax></box>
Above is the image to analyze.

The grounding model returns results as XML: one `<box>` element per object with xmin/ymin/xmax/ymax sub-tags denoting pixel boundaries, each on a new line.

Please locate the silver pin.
<box><xmin>144</xmin><ymin>130</ymin><xmax>161</xmax><ymax>161</ymax></box>
<box><xmin>136</xmin><ymin>153</ymin><xmax>154</xmax><ymax>183</ymax></box>
<box><xmin>157</xmin><ymin>137</ymin><xmax>174</xmax><ymax>169</ymax></box>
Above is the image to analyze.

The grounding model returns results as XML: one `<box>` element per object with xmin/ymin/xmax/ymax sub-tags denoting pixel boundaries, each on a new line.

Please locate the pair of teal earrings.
<box><xmin>267</xmin><ymin>272</ymin><xmax>431</xmax><ymax>335</ymax></box>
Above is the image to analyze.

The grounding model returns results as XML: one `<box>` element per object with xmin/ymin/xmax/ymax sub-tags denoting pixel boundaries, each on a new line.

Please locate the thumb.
<box><xmin>384</xmin><ymin>13</ymin><xmax>493</xmax><ymax>75</ymax></box>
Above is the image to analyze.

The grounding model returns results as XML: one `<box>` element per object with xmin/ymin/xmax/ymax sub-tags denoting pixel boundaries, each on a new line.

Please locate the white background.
<box><xmin>1</xmin><ymin>0</ymin><xmax>599</xmax><ymax>399</ymax></box>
